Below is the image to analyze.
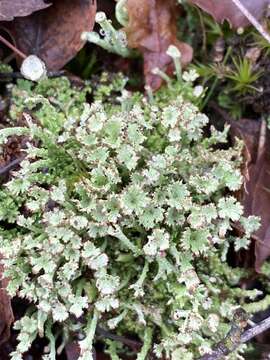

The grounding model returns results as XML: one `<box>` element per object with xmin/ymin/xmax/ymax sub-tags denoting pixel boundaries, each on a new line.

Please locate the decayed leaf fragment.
<box><xmin>124</xmin><ymin>0</ymin><xmax>193</xmax><ymax>90</ymax></box>
<box><xmin>65</xmin><ymin>342</ymin><xmax>110</xmax><ymax>360</ymax></box>
<box><xmin>0</xmin><ymin>255</ymin><xmax>14</xmax><ymax>345</ymax></box>
<box><xmin>0</xmin><ymin>0</ymin><xmax>51</xmax><ymax>21</ymax></box>
<box><xmin>189</xmin><ymin>0</ymin><xmax>270</xmax><ymax>28</ymax></box>
<box><xmin>1</xmin><ymin>0</ymin><xmax>97</xmax><ymax>70</ymax></box>
<box><xmin>231</xmin><ymin>118</ymin><xmax>270</xmax><ymax>271</ymax></box>
<box><xmin>65</xmin><ymin>342</ymin><xmax>80</xmax><ymax>360</ymax></box>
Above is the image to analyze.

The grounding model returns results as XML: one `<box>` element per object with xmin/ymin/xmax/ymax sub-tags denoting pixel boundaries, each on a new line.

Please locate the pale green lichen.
<box><xmin>0</xmin><ymin>72</ymin><xmax>262</xmax><ymax>360</ymax></box>
<box><xmin>82</xmin><ymin>11</ymin><xmax>134</xmax><ymax>58</ymax></box>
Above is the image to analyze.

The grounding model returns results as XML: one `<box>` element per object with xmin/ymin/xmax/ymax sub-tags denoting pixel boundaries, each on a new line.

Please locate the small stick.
<box><xmin>199</xmin><ymin>308</ymin><xmax>249</xmax><ymax>360</ymax></box>
<box><xmin>231</xmin><ymin>0</ymin><xmax>270</xmax><ymax>44</ymax></box>
<box><xmin>96</xmin><ymin>326</ymin><xmax>142</xmax><ymax>352</ymax></box>
<box><xmin>0</xmin><ymin>70</ymin><xmax>65</xmax><ymax>81</ymax></box>
<box><xmin>242</xmin><ymin>315</ymin><xmax>270</xmax><ymax>343</ymax></box>
<box><xmin>0</xmin><ymin>34</ymin><xmax>27</xmax><ymax>60</ymax></box>
<box><xmin>199</xmin><ymin>310</ymin><xmax>270</xmax><ymax>360</ymax></box>
<box><xmin>0</xmin><ymin>155</ymin><xmax>25</xmax><ymax>177</ymax></box>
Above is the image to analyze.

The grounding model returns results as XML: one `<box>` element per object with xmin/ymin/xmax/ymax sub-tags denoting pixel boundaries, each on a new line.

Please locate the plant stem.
<box><xmin>173</xmin><ymin>57</ymin><xmax>182</xmax><ymax>83</ymax></box>
<box><xmin>201</xmin><ymin>46</ymin><xmax>232</xmax><ymax>110</ymax></box>
<box><xmin>45</xmin><ymin>321</ymin><xmax>56</xmax><ymax>360</ymax></box>
<box><xmin>136</xmin><ymin>261</ymin><xmax>149</xmax><ymax>288</ymax></box>
<box><xmin>109</xmin><ymin>226</ymin><xmax>141</xmax><ymax>255</ymax></box>
<box><xmin>152</xmin><ymin>68</ymin><xmax>172</xmax><ymax>88</ymax></box>
<box><xmin>136</xmin><ymin>328</ymin><xmax>153</xmax><ymax>360</ymax></box>
<box><xmin>79</xmin><ymin>309</ymin><xmax>99</xmax><ymax>360</ymax></box>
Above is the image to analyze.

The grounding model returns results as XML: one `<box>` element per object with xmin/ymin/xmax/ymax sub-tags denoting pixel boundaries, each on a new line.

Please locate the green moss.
<box><xmin>9</xmin><ymin>77</ymin><xmax>91</xmax><ymax>133</ymax></box>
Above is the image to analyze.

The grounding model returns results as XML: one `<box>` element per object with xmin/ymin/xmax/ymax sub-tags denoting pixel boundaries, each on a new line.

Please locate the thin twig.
<box><xmin>199</xmin><ymin>311</ymin><xmax>270</xmax><ymax>360</ymax></box>
<box><xmin>242</xmin><ymin>315</ymin><xmax>270</xmax><ymax>343</ymax></box>
<box><xmin>199</xmin><ymin>308</ymin><xmax>248</xmax><ymax>360</ymax></box>
<box><xmin>0</xmin><ymin>156</ymin><xmax>25</xmax><ymax>177</ymax></box>
<box><xmin>0</xmin><ymin>34</ymin><xmax>27</xmax><ymax>60</ymax></box>
<box><xmin>231</xmin><ymin>0</ymin><xmax>270</xmax><ymax>44</ymax></box>
<box><xmin>96</xmin><ymin>326</ymin><xmax>142</xmax><ymax>352</ymax></box>
<box><xmin>0</xmin><ymin>70</ymin><xmax>66</xmax><ymax>81</ymax></box>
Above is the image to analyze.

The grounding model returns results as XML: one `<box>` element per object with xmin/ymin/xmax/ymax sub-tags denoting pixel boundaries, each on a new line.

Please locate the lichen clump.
<box><xmin>0</xmin><ymin>75</ymin><xmax>259</xmax><ymax>360</ymax></box>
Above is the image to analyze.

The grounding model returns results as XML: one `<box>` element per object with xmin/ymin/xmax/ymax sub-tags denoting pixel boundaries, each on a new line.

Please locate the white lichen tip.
<box><xmin>182</xmin><ymin>69</ymin><xmax>199</xmax><ymax>82</ymax></box>
<box><xmin>81</xmin><ymin>31</ymin><xmax>100</xmax><ymax>42</ymax></box>
<box><xmin>193</xmin><ymin>85</ymin><xmax>204</xmax><ymax>98</ymax></box>
<box><xmin>151</xmin><ymin>67</ymin><xmax>160</xmax><ymax>75</ymax></box>
<box><xmin>95</xmin><ymin>11</ymin><xmax>107</xmax><ymax>23</ymax></box>
<box><xmin>20</xmin><ymin>55</ymin><xmax>47</xmax><ymax>82</ymax></box>
<box><xmin>166</xmin><ymin>45</ymin><xmax>182</xmax><ymax>59</ymax></box>
<box><xmin>81</xmin><ymin>31</ymin><xmax>88</xmax><ymax>41</ymax></box>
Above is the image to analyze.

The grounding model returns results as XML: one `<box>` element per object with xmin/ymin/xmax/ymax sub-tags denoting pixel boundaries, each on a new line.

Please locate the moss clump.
<box><xmin>0</xmin><ymin>74</ymin><xmax>260</xmax><ymax>360</ymax></box>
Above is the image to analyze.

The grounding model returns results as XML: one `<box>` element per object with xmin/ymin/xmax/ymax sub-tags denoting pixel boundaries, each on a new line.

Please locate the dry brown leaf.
<box><xmin>65</xmin><ymin>342</ymin><xmax>80</xmax><ymax>360</ymax></box>
<box><xmin>189</xmin><ymin>0</ymin><xmax>270</xmax><ymax>28</ymax></box>
<box><xmin>125</xmin><ymin>0</ymin><xmax>193</xmax><ymax>90</ymax></box>
<box><xmin>0</xmin><ymin>255</ymin><xmax>14</xmax><ymax>345</ymax></box>
<box><xmin>1</xmin><ymin>0</ymin><xmax>96</xmax><ymax>70</ymax></box>
<box><xmin>0</xmin><ymin>0</ymin><xmax>51</xmax><ymax>21</ymax></box>
<box><xmin>231</xmin><ymin>118</ymin><xmax>270</xmax><ymax>271</ymax></box>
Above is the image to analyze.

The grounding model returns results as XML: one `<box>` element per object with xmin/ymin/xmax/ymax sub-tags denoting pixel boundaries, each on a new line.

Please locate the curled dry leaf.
<box><xmin>231</xmin><ymin>118</ymin><xmax>270</xmax><ymax>271</ymax></box>
<box><xmin>125</xmin><ymin>0</ymin><xmax>193</xmax><ymax>90</ymax></box>
<box><xmin>188</xmin><ymin>0</ymin><xmax>270</xmax><ymax>28</ymax></box>
<box><xmin>0</xmin><ymin>0</ymin><xmax>51</xmax><ymax>21</ymax></box>
<box><xmin>1</xmin><ymin>0</ymin><xmax>97</xmax><ymax>70</ymax></box>
<box><xmin>0</xmin><ymin>255</ymin><xmax>14</xmax><ymax>345</ymax></box>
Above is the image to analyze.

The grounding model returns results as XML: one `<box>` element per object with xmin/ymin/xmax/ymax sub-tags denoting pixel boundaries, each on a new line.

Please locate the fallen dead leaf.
<box><xmin>125</xmin><ymin>0</ymin><xmax>193</xmax><ymax>90</ymax></box>
<box><xmin>231</xmin><ymin>118</ymin><xmax>270</xmax><ymax>271</ymax></box>
<box><xmin>0</xmin><ymin>0</ymin><xmax>51</xmax><ymax>21</ymax></box>
<box><xmin>189</xmin><ymin>0</ymin><xmax>270</xmax><ymax>28</ymax></box>
<box><xmin>0</xmin><ymin>255</ymin><xmax>14</xmax><ymax>345</ymax></box>
<box><xmin>1</xmin><ymin>0</ymin><xmax>97</xmax><ymax>70</ymax></box>
<box><xmin>65</xmin><ymin>342</ymin><xmax>80</xmax><ymax>360</ymax></box>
